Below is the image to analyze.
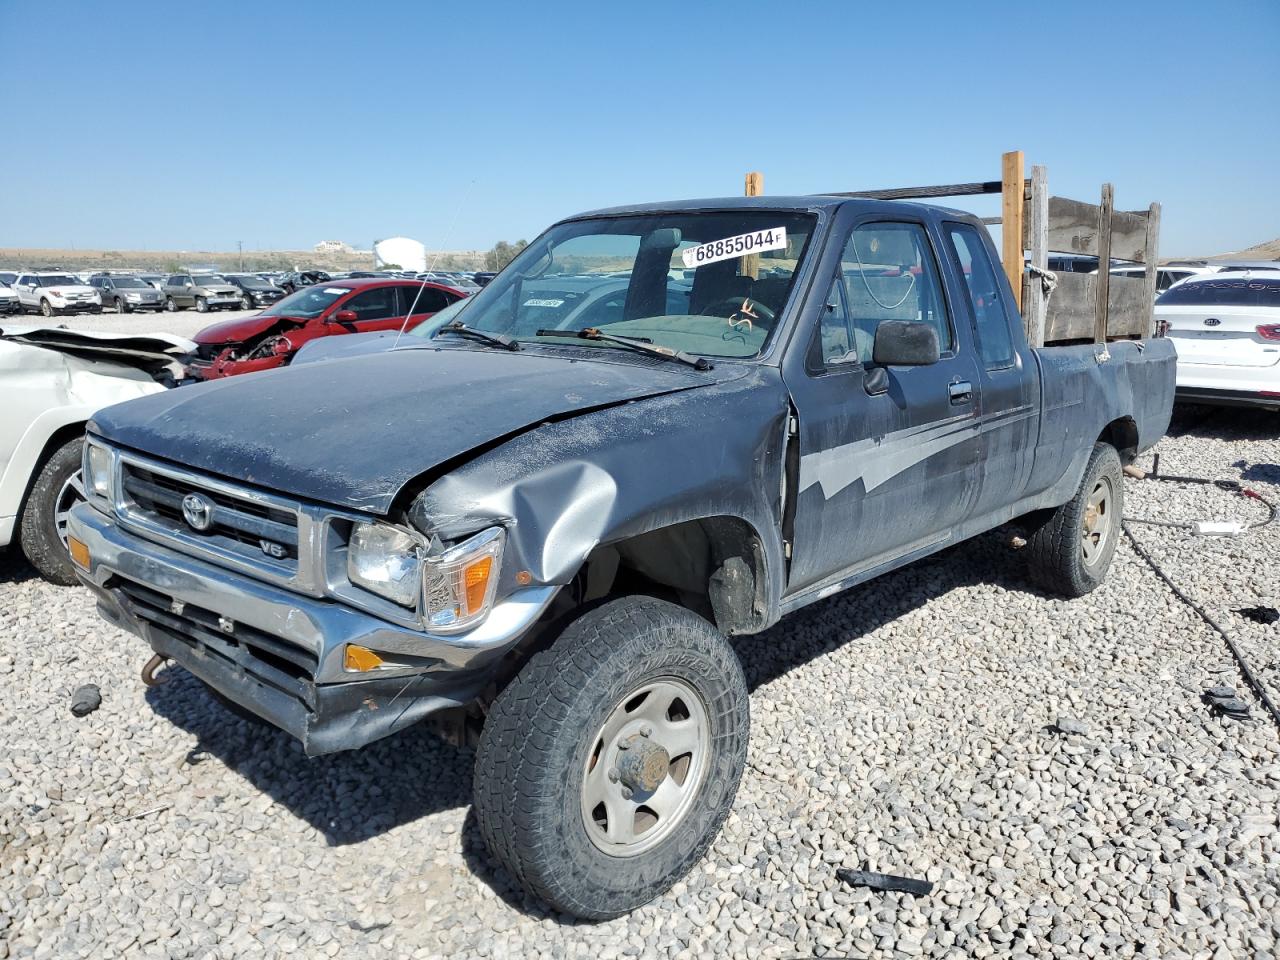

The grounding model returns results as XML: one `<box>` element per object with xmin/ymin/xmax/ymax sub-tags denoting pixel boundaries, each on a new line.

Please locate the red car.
<box><xmin>185</xmin><ymin>278</ymin><xmax>467</xmax><ymax>380</ymax></box>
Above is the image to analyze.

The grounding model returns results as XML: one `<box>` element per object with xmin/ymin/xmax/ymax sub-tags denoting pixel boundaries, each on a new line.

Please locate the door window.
<box><xmin>818</xmin><ymin>276</ymin><xmax>856</xmax><ymax>365</ymax></box>
<box><xmin>342</xmin><ymin>287</ymin><xmax>399</xmax><ymax>321</ymax></box>
<box><xmin>401</xmin><ymin>286</ymin><xmax>450</xmax><ymax>315</ymax></box>
<box><xmin>839</xmin><ymin>222</ymin><xmax>951</xmax><ymax>364</ymax></box>
<box><xmin>946</xmin><ymin>224</ymin><xmax>1014</xmax><ymax>368</ymax></box>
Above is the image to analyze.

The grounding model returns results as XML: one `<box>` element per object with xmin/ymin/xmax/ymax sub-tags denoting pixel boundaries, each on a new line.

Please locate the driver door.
<box><xmin>782</xmin><ymin>215</ymin><xmax>984</xmax><ymax>594</ymax></box>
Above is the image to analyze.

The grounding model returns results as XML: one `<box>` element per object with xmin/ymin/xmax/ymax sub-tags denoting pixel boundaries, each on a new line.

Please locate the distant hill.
<box><xmin>1174</xmin><ymin>236</ymin><xmax>1280</xmax><ymax>263</ymax></box>
<box><xmin>0</xmin><ymin>246</ymin><xmax>487</xmax><ymax>273</ymax></box>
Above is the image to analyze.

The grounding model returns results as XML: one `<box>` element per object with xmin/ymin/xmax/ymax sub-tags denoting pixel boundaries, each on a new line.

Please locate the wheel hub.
<box><xmin>616</xmin><ymin>737</ymin><xmax>670</xmax><ymax>793</ymax></box>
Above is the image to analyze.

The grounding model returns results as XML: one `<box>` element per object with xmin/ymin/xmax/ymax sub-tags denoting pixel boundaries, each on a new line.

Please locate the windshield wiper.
<box><xmin>433</xmin><ymin>321</ymin><xmax>520</xmax><ymax>351</ymax></box>
<box><xmin>534</xmin><ymin>327</ymin><xmax>712</xmax><ymax>370</ymax></box>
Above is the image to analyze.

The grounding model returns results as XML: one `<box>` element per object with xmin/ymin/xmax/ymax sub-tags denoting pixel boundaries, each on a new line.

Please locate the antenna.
<box><xmin>392</xmin><ymin>181</ymin><xmax>475</xmax><ymax>351</ymax></box>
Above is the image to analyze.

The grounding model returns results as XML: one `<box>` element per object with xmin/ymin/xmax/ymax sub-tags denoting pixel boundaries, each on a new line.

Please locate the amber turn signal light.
<box><xmin>344</xmin><ymin>644</ymin><xmax>386</xmax><ymax>672</ymax></box>
<box><xmin>68</xmin><ymin>536</ymin><xmax>90</xmax><ymax>571</ymax></box>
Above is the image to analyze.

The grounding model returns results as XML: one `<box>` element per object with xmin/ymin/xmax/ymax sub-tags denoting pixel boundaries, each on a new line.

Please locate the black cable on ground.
<box><xmin>1121</xmin><ymin>519</ymin><xmax>1280</xmax><ymax>732</ymax></box>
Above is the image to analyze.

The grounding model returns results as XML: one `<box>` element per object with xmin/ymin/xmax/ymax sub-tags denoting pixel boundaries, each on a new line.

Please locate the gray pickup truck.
<box><xmin>68</xmin><ymin>196</ymin><xmax>1175</xmax><ymax>919</ymax></box>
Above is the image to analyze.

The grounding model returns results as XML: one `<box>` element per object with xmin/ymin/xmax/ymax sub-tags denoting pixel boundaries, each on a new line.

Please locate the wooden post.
<box><xmin>1093</xmin><ymin>183</ymin><xmax>1114</xmax><ymax>344</ymax></box>
<box><xmin>1001</xmin><ymin>150</ymin><xmax>1025</xmax><ymax>313</ymax></box>
<box><xmin>1141</xmin><ymin>202</ymin><xmax>1161</xmax><ymax>337</ymax></box>
<box><xmin>1024</xmin><ymin>164</ymin><xmax>1049</xmax><ymax>348</ymax></box>
<box><xmin>743</xmin><ymin>172</ymin><xmax>763</xmax><ymax>279</ymax></box>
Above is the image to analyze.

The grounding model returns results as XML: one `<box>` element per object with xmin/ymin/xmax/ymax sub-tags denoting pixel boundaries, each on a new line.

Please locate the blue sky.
<box><xmin>3</xmin><ymin>0</ymin><xmax>1277</xmax><ymax>257</ymax></box>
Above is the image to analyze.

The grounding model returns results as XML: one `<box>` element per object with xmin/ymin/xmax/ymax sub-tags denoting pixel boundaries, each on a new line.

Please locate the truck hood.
<box><xmin>192</xmin><ymin>311</ymin><xmax>309</xmax><ymax>345</ymax></box>
<box><xmin>89</xmin><ymin>345</ymin><xmax>721</xmax><ymax>513</ymax></box>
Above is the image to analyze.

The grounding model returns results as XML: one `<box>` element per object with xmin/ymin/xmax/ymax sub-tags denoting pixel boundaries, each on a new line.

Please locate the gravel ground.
<box><xmin>3</xmin><ymin>306</ymin><xmax>257</xmax><ymax>341</ymax></box>
<box><xmin>2</xmin><ymin>405</ymin><xmax>1278</xmax><ymax>959</ymax></box>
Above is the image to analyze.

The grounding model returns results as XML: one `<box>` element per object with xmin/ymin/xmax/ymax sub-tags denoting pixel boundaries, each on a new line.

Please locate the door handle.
<box><xmin>948</xmin><ymin>380</ymin><xmax>973</xmax><ymax>404</ymax></box>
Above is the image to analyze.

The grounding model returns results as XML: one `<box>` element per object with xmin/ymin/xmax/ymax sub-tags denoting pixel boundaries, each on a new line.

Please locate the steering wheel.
<box><xmin>708</xmin><ymin>296</ymin><xmax>776</xmax><ymax>329</ymax></box>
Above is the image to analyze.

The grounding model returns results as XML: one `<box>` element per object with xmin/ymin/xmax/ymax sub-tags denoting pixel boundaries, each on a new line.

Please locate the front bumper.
<box><xmin>69</xmin><ymin>502</ymin><xmax>556</xmax><ymax>754</ymax></box>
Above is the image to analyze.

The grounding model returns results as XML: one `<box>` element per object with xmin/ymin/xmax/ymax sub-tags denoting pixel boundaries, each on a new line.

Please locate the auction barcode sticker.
<box><xmin>681</xmin><ymin>227</ymin><xmax>787</xmax><ymax>268</ymax></box>
<box><xmin>522</xmin><ymin>298</ymin><xmax>565</xmax><ymax>308</ymax></box>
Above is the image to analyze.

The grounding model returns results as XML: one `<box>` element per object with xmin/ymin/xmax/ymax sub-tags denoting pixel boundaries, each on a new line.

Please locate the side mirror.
<box><xmin>332</xmin><ymin>309</ymin><xmax>357</xmax><ymax>323</ymax></box>
<box><xmin>872</xmin><ymin>320</ymin><xmax>940</xmax><ymax>366</ymax></box>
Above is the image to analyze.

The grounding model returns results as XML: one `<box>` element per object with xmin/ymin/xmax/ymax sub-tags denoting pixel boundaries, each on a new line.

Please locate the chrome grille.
<box><xmin>114</xmin><ymin>451</ymin><xmax>321</xmax><ymax>592</ymax></box>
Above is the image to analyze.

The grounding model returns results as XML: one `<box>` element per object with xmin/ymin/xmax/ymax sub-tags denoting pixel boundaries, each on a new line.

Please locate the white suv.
<box><xmin>0</xmin><ymin>273</ymin><xmax>20</xmax><ymax>314</ymax></box>
<box><xmin>14</xmin><ymin>272</ymin><xmax>102</xmax><ymax>317</ymax></box>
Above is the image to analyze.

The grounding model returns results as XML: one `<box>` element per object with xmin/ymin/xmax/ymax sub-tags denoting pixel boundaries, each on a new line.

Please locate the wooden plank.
<box><xmin>823</xmin><ymin>180</ymin><xmax>1003</xmax><ymax>201</ymax></box>
<box><xmin>1142</xmin><ymin>202</ymin><xmax>1161</xmax><ymax>336</ymax></box>
<box><xmin>1044</xmin><ymin>273</ymin><xmax>1148</xmax><ymax>342</ymax></box>
<box><xmin>1001</xmin><ymin>151</ymin><xmax>1025</xmax><ymax>313</ymax></box>
<box><xmin>1092</xmin><ymin>184</ymin><xmax>1114</xmax><ymax>344</ymax></box>
<box><xmin>1047</xmin><ymin>196</ymin><xmax>1149</xmax><ymax>262</ymax></box>
<box><xmin>1023</xmin><ymin>164</ymin><xmax>1049</xmax><ymax>348</ymax></box>
<box><xmin>743</xmin><ymin>172</ymin><xmax>763</xmax><ymax>279</ymax></box>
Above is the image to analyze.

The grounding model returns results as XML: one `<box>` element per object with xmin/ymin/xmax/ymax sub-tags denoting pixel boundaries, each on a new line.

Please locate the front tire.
<box><xmin>195</xmin><ymin>296</ymin><xmax>208</xmax><ymax>313</ymax></box>
<box><xmin>1026</xmin><ymin>442</ymin><xmax>1123</xmax><ymax>597</ymax></box>
<box><xmin>19</xmin><ymin>437</ymin><xmax>85</xmax><ymax>585</ymax></box>
<box><xmin>40</xmin><ymin>299</ymin><xmax>53</xmax><ymax>318</ymax></box>
<box><xmin>116</xmin><ymin>298</ymin><xmax>130</xmax><ymax>314</ymax></box>
<box><xmin>473</xmin><ymin>596</ymin><xmax>749</xmax><ymax>919</ymax></box>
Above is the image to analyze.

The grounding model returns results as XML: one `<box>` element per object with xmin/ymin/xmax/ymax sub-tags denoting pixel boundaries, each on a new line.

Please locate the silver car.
<box><xmin>89</xmin><ymin>276</ymin><xmax>165</xmax><ymax>313</ymax></box>
<box><xmin>161</xmin><ymin>273</ymin><xmax>243</xmax><ymax>313</ymax></box>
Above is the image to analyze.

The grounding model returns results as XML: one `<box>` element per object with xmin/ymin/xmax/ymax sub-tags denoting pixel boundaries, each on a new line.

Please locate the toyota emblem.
<box><xmin>181</xmin><ymin>493</ymin><xmax>214</xmax><ymax>531</ymax></box>
<box><xmin>1203</xmin><ymin>317</ymin><xmax>1221</xmax><ymax>327</ymax></box>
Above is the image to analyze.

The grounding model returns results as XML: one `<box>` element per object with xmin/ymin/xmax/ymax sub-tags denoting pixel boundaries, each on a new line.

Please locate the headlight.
<box><xmin>84</xmin><ymin>442</ymin><xmax>112</xmax><ymax>500</ymax></box>
<box><xmin>347</xmin><ymin>522</ymin><xmax>423</xmax><ymax>607</ymax></box>
<box><xmin>422</xmin><ymin>527</ymin><xmax>505</xmax><ymax>633</ymax></box>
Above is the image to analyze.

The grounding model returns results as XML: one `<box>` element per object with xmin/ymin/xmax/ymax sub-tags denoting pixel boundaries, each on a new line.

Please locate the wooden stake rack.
<box><xmin>810</xmin><ymin>151</ymin><xmax>1162</xmax><ymax>348</ymax></box>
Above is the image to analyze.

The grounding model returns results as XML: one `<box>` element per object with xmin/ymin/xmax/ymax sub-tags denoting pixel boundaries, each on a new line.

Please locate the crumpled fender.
<box><xmin>411</xmin><ymin>363</ymin><xmax>791</xmax><ymax>616</ymax></box>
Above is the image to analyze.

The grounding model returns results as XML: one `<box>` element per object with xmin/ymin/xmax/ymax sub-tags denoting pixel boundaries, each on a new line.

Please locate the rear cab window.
<box><xmin>945</xmin><ymin>224</ymin><xmax>1015</xmax><ymax>368</ymax></box>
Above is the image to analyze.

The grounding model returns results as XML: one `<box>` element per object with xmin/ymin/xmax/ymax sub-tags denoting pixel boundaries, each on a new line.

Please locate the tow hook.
<box><xmin>141</xmin><ymin>654</ymin><xmax>172</xmax><ymax>687</ymax></box>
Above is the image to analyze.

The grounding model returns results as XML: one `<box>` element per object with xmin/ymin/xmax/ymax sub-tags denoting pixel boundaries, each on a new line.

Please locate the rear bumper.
<box><xmin>1176</xmin><ymin>363</ymin><xmax>1280</xmax><ymax>409</ymax></box>
<box><xmin>69</xmin><ymin>502</ymin><xmax>556</xmax><ymax>754</ymax></box>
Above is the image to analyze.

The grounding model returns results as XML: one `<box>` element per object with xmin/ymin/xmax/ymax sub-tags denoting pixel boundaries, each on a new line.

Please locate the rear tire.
<box><xmin>165</xmin><ymin>297</ymin><xmax>178</xmax><ymax>312</ymax></box>
<box><xmin>19</xmin><ymin>437</ymin><xmax>85</xmax><ymax>585</ymax></box>
<box><xmin>473</xmin><ymin>596</ymin><xmax>749</xmax><ymax>919</ymax></box>
<box><xmin>1026</xmin><ymin>442</ymin><xmax>1123</xmax><ymax>597</ymax></box>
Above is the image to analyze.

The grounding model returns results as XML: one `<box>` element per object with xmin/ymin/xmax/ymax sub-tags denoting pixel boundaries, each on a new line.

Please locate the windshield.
<box><xmin>440</xmin><ymin>211</ymin><xmax>816</xmax><ymax>359</ymax></box>
<box><xmin>194</xmin><ymin>275</ymin><xmax>226</xmax><ymax>285</ymax></box>
<box><xmin>111</xmin><ymin>277</ymin><xmax>150</xmax><ymax>288</ymax></box>
<box><xmin>230</xmin><ymin>275</ymin><xmax>271</xmax><ymax>289</ymax></box>
<box><xmin>1158</xmin><ymin>277</ymin><xmax>1280</xmax><ymax>307</ymax></box>
<box><xmin>261</xmin><ymin>284</ymin><xmax>350</xmax><ymax>318</ymax></box>
<box><xmin>37</xmin><ymin>275</ymin><xmax>79</xmax><ymax>287</ymax></box>
<box><xmin>406</xmin><ymin>297</ymin><xmax>472</xmax><ymax>338</ymax></box>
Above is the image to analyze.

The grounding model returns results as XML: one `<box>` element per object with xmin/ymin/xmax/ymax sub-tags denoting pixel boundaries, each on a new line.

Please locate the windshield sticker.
<box><xmin>681</xmin><ymin>227</ymin><xmax>787</xmax><ymax>269</ymax></box>
<box><xmin>322</xmin><ymin>287</ymin><xmax>347</xmax><ymax>295</ymax></box>
<box><xmin>523</xmin><ymin>298</ymin><xmax>566</xmax><ymax>308</ymax></box>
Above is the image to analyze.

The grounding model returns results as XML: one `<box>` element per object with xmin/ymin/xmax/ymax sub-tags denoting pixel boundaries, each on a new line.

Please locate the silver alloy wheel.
<box><xmin>580</xmin><ymin>677</ymin><xmax>710</xmax><ymax>858</ymax></box>
<box><xmin>165</xmin><ymin>297</ymin><xmax>176</xmax><ymax>312</ymax></box>
<box><xmin>40</xmin><ymin>299</ymin><xmax>53</xmax><ymax>317</ymax></box>
<box><xmin>54</xmin><ymin>469</ymin><xmax>85</xmax><ymax>549</ymax></box>
<box><xmin>1081</xmin><ymin>475</ymin><xmax>1113</xmax><ymax>566</ymax></box>
<box><xmin>196</xmin><ymin>297</ymin><xmax>207</xmax><ymax>312</ymax></box>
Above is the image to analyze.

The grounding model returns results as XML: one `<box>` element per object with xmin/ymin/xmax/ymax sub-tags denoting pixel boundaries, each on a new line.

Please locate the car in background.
<box><xmin>472</xmin><ymin>271</ymin><xmax>498</xmax><ymax>286</ymax></box>
<box><xmin>13</xmin><ymin>273</ymin><xmax>102</xmax><ymax>317</ymax></box>
<box><xmin>1047</xmin><ymin>254</ymin><xmax>1099</xmax><ymax>275</ymax></box>
<box><xmin>89</xmin><ymin>275</ymin><xmax>165</xmax><ymax>313</ymax></box>
<box><xmin>277</xmin><ymin>270</ymin><xmax>331</xmax><ymax>294</ymax></box>
<box><xmin>1157</xmin><ymin>273</ymin><xmax>1280</xmax><ymax>409</ymax></box>
<box><xmin>137</xmin><ymin>274</ymin><xmax>167</xmax><ymax>291</ymax></box>
<box><xmin>185</xmin><ymin>278</ymin><xmax>468</xmax><ymax>380</ymax></box>
<box><xmin>160</xmin><ymin>273</ymin><xmax>243</xmax><ymax>313</ymax></box>
<box><xmin>223</xmin><ymin>273</ymin><xmax>286</xmax><ymax>310</ymax></box>
<box><xmin>0</xmin><ymin>325</ymin><xmax>193</xmax><ymax>582</ymax></box>
<box><xmin>0</xmin><ymin>276</ymin><xmax>19</xmax><ymax>314</ymax></box>
<box><xmin>1105</xmin><ymin>263</ymin><xmax>1213</xmax><ymax>297</ymax></box>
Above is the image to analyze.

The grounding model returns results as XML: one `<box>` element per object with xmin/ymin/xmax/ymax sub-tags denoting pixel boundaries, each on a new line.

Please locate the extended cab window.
<box><xmin>840</xmin><ymin>222</ymin><xmax>951</xmax><ymax>364</ymax></box>
<box><xmin>946</xmin><ymin>224</ymin><xmax>1014</xmax><ymax>368</ymax></box>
